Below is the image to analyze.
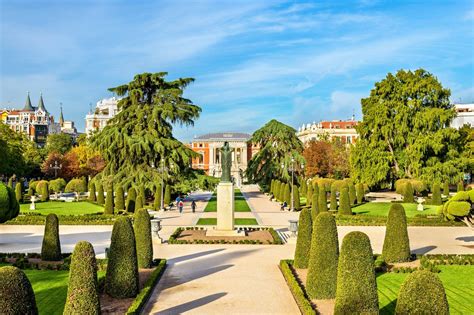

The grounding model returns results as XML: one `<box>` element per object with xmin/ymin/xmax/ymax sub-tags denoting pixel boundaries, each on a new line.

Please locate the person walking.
<box><xmin>191</xmin><ymin>200</ymin><xmax>196</xmax><ymax>213</ymax></box>
<box><xmin>178</xmin><ymin>200</ymin><xmax>184</xmax><ymax>214</ymax></box>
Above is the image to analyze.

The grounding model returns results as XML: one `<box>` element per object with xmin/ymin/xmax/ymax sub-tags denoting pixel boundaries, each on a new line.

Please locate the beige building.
<box><xmin>297</xmin><ymin>119</ymin><xmax>359</xmax><ymax>145</ymax></box>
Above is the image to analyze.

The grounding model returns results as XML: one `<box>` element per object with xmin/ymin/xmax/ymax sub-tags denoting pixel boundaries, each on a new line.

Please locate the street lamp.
<box><xmin>157</xmin><ymin>160</ymin><xmax>173</xmax><ymax>211</ymax></box>
<box><xmin>49</xmin><ymin>160</ymin><xmax>62</xmax><ymax>178</ymax></box>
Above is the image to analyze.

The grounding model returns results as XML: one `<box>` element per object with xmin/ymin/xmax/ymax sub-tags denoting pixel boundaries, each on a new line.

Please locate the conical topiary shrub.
<box><xmin>356</xmin><ymin>183</ymin><xmax>364</xmax><ymax>204</ymax></box>
<box><xmin>318</xmin><ymin>188</ymin><xmax>327</xmax><ymax>212</ymax></box>
<box><xmin>134</xmin><ymin>209</ymin><xmax>153</xmax><ymax>268</ymax></box>
<box><xmin>105</xmin><ymin>217</ymin><xmax>139</xmax><ymax>298</ymax></box>
<box><xmin>88</xmin><ymin>182</ymin><xmax>96</xmax><ymax>202</ymax></box>
<box><xmin>164</xmin><ymin>185</ymin><xmax>171</xmax><ymax>205</ymax></box>
<box><xmin>104</xmin><ymin>183</ymin><xmax>114</xmax><ymax>215</ymax></box>
<box><xmin>0</xmin><ymin>266</ymin><xmax>38</xmax><ymax>315</ymax></box>
<box><xmin>293</xmin><ymin>185</ymin><xmax>300</xmax><ymax>210</ymax></box>
<box><xmin>306</xmin><ymin>212</ymin><xmax>339</xmax><ymax>299</ymax></box>
<box><xmin>338</xmin><ymin>187</ymin><xmax>351</xmax><ymax>215</ymax></box>
<box><xmin>126</xmin><ymin>187</ymin><xmax>137</xmax><ymax>213</ymax></box>
<box><xmin>349</xmin><ymin>183</ymin><xmax>356</xmax><ymax>206</ymax></box>
<box><xmin>277</xmin><ymin>181</ymin><xmax>283</xmax><ymax>201</ymax></box>
<box><xmin>41</xmin><ymin>213</ymin><xmax>61</xmax><ymax>261</ymax></box>
<box><xmin>139</xmin><ymin>186</ymin><xmax>146</xmax><ymax>207</ymax></box>
<box><xmin>382</xmin><ymin>203</ymin><xmax>410</xmax><ymax>262</ymax></box>
<box><xmin>403</xmin><ymin>182</ymin><xmax>414</xmax><ymax>203</ymax></box>
<box><xmin>115</xmin><ymin>185</ymin><xmax>125</xmax><ymax>211</ymax></box>
<box><xmin>64</xmin><ymin>241</ymin><xmax>100</xmax><ymax>314</ymax></box>
<box><xmin>15</xmin><ymin>182</ymin><xmax>22</xmax><ymax>203</ymax></box>
<box><xmin>457</xmin><ymin>181</ymin><xmax>464</xmax><ymax>192</ymax></box>
<box><xmin>311</xmin><ymin>191</ymin><xmax>319</xmax><ymax>220</ymax></box>
<box><xmin>135</xmin><ymin>195</ymin><xmax>143</xmax><ymax>210</ymax></box>
<box><xmin>153</xmin><ymin>185</ymin><xmax>162</xmax><ymax>210</ymax></box>
<box><xmin>300</xmin><ymin>179</ymin><xmax>307</xmax><ymax>196</ymax></box>
<box><xmin>395</xmin><ymin>270</ymin><xmax>449</xmax><ymax>314</ymax></box>
<box><xmin>96</xmin><ymin>183</ymin><xmax>105</xmax><ymax>205</ymax></box>
<box><xmin>334</xmin><ymin>231</ymin><xmax>378</xmax><ymax>314</ymax></box>
<box><xmin>431</xmin><ymin>182</ymin><xmax>442</xmax><ymax>205</ymax></box>
<box><xmin>330</xmin><ymin>185</ymin><xmax>338</xmax><ymax>210</ymax></box>
<box><xmin>306</xmin><ymin>183</ymin><xmax>313</xmax><ymax>206</ymax></box>
<box><xmin>443</xmin><ymin>182</ymin><xmax>449</xmax><ymax>196</ymax></box>
<box><xmin>284</xmin><ymin>184</ymin><xmax>291</xmax><ymax>206</ymax></box>
<box><xmin>293</xmin><ymin>208</ymin><xmax>312</xmax><ymax>268</ymax></box>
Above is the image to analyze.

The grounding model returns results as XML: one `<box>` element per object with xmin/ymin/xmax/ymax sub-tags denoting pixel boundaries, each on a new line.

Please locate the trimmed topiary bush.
<box><xmin>293</xmin><ymin>185</ymin><xmax>300</xmax><ymax>210</ymax></box>
<box><xmin>431</xmin><ymin>182</ymin><xmax>442</xmax><ymax>205</ymax></box>
<box><xmin>0</xmin><ymin>183</ymin><xmax>20</xmax><ymax>223</ymax></box>
<box><xmin>443</xmin><ymin>182</ymin><xmax>449</xmax><ymax>196</ymax></box>
<box><xmin>104</xmin><ymin>183</ymin><xmax>114</xmax><ymax>215</ymax></box>
<box><xmin>139</xmin><ymin>186</ymin><xmax>146</xmax><ymax>207</ymax></box>
<box><xmin>311</xmin><ymin>191</ymin><xmax>319</xmax><ymax>220</ymax></box>
<box><xmin>126</xmin><ymin>187</ymin><xmax>137</xmax><ymax>212</ymax></box>
<box><xmin>293</xmin><ymin>208</ymin><xmax>312</xmax><ymax>269</ymax></box>
<box><xmin>96</xmin><ymin>183</ymin><xmax>105</xmax><ymax>205</ymax></box>
<box><xmin>348</xmin><ymin>183</ymin><xmax>356</xmax><ymax>206</ymax></box>
<box><xmin>164</xmin><ymin>185</ymin><xmax>171</xmax><ymax>205</ymax></box>
<box><xmin>356</xmin><ymin>183</ymin><xmax>364</xmax><ymax>204</ymax></box>
<box><xmin>306</xmin><ymin>212</ymin><xmax>339</xmax><ymax>299</ymax></box>
<box><xmin>15</xmin><ymin>182</ymin><xmax>22</xmax><ymax>203</ymax></box>
<box><xmin>134</xmin><ymin>209</ymin><xmax>153</xmax><ymax>268</ymax></box>
<box><xmin>395</xmin><ymin>270</ymin><xmax>449</xmax><ymax>315</ymax></box>
<box><xmin>446</xmin><ymin>201</ymin><xmax>471</xmax><ymax>216</ymax></box>
<box><xmin>306</xmin><ymin>183</ymin><xmax>313</xmax><ymax>206</ymax></box>
<box><xmin>64</xmin><ymin>241</ymin><xmax>100</xmax><ymax>314</ymax></box>
<box><xmin>284</xmin><ymin>183</ymin><xmax>291</xmax><ymax>206</ymax></box>
<box><xmin>330</xmin><ymin>184</ymin><xmax>338</xmax><ymax>210</ymax></box>
<box><xmin>135</xmin><ymin>195</ymin><xmax>144</xmax><ymax>210</ymax></box>
<box><xmin>457</xmin><ymin>181</ymin><xmax>464</xmax><ymax>192</ymax></box>
<box><xmin>403</xmin><ymin>182</ymin><xmax>414</xmax><ymax>203</ymax></box>
<box><xmin>115</xmin><ymin>185</ymin><xmax>125</xmax><ymax>211</ymax></box>
<box><xmin>88</xmin><ymin>182</ymin><xmax>96</xmax><ymax>202</ymax></box>
<box><xmin>0</xmin><ymin>266</ymin><xmax>38</xmax><ymax>315</ymax></box>
<box><xmin>65</xmin><ymin>178</ymin><xmax>87</xmax><ymax>196</ymax></box>
<box><xmin>382</xmin><ymin>204</ymin><xmax>410</xmax><ymax>262</ymax></box>
<box><xmin>334</xmin><ymin>231</ymin><xmax>378</xmax><ymax>315</ymax></box>
<box><xmin>153</xmin><ymin>185</ymin><xmax>162</xmax><ymax>210</ymax></box>
<box><xmin>338</xmin><ymin>187</ymin><xmax>351</xmax><ymax>215</ymax></box>
<box><xmin>105</xmin><ymin>217</ymin><xmax>139</xmax><ymax>298</ymax></box>
<box><xmin>41</xmin><ymin>213</ymin><xmax>61</xmax><ymax>261</ymax></box>
<box><xmin>37</xmin><ymin>180</ymin><xmax>49</xmax><ymax>202</ymax></box>
<box><xmin>318</xmin><ymin>187</ymin><xmax>327</xmax><ymax>212</ymax></box>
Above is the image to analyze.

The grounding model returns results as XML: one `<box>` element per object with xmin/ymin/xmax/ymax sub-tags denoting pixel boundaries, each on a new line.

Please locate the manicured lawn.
<box><xmin>196</xmin><ymin>218</ymin><xmax>258</xmax><ymax>225</ymax></box>
<box><xmin>20</xmin><ymin>201</ymin><xmax>104</xmax><ymax>216</ymax></box>
<box><xmin>352</xmin><ymin>202</ymin><xmax>441</xmax><ymax>217</ymax></box>
<box><xmin>20</xmin><ymin>269</ymin><xmax>106</xmax><ymax>315</ymax></box>
<box><xmin>204</xmin><ymin>189</ymin><xmax>251</xmax><ymax>212</ymax></box>
<box><xmin>377</xmin><ymin>266</ymin><xmax>474</xmax><ymax>314</ymax></box>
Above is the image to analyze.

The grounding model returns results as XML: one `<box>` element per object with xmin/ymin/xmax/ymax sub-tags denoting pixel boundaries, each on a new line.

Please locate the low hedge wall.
<box><xmin>168</xmin><ymin>227</ymin><xmax>283</xmax><ymax>245</ymax></box>
<box><xmin>4</xmin><ymin>213</ymin><xmax>122</xmax><ymax>225</ymax></box>
<box><xmin>279</xmin><ymin>260</ymin><xmax>315</xmax><ymax>315</ymax></box>
<box><xmin>335</xmin><ymin>214</ymin><xmax>465</xmax><ymax>226</ymax></box>
<box><xmin>126</xmin><ymin>259</ymin><xmax>167</xmax><ymax>314</ymax></box>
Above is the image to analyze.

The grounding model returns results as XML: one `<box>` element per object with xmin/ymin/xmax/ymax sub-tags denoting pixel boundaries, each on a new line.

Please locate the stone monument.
<box><xmin>207</xmin><ymin>141</ymin><xmax>240</xmax><ymax>236</ymax></box>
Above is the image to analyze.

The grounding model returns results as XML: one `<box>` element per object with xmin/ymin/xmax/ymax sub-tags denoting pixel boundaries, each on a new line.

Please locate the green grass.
<box><xmin>196</xmin><ymin>218</ymin><xmax>258</xmax><ymax>225</ymax></box>
<box><xmin>20</xmin><ymin>201</ymin><xmax>104</xmax><ymax>216</ymax></box>
<box><xmin>352</xmin><ymin>202</ymin><xmax>441</xmax><ymax>218</ymax></box>
<box><xmin>21</xmin><ymin>269</ymin><xmax>106</xmax><ymax>315</ymax></box>
<box><xmin>204</xmin><ymin>189</ymin><xmax>251</xmax><ymax>212</ymax></box>
<box><xmin>377</xmin><ymin>266</ymin><xmax>474</xmax><ymax>314</ymax></box>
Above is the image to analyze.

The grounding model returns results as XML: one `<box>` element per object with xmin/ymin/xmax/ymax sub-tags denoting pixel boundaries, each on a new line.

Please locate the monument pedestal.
<box><xmin>206</xmin><ymin>182</ymin><xmax>242</xmax><ymax>237</ymax></box>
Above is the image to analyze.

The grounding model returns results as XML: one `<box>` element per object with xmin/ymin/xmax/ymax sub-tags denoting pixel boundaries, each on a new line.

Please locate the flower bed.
<box><xmin>168</xmin><ymin>227</ymin><xmax>283</xmax><ymax>244</ymax></box>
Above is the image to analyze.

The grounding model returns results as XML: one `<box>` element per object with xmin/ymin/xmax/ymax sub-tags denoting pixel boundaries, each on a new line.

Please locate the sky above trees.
<box><xmin>1</xmin><ymin>0</ymin><xmax>473</xmax><ymax>140</ymax></box>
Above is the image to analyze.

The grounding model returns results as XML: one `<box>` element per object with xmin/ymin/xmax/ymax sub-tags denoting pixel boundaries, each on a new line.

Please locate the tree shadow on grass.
<box><xmin>156</xmin><ymin>292</ymin><xmax>227</xmax><ymax>314</ymax></box>
<box><xmin>380</xmin><ymin>299</ymin><xmax>397</xmax><ymax>315</ymax></box>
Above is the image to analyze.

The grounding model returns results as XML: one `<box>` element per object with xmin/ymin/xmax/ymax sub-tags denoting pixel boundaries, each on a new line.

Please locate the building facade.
<box><xmin>1</xmin><ymin>93</ymin><xmax>55</xmax><ymax>146</ymax></box>
<box><xmin>296</xmin><ymin>118</ymin><xmax>359</xmax><ymax>145</ymax></box>
<box><xmin>85</xmin><ymin>97</ymin><xmax>119</xmax><ymax>135</ymax></box>
<box><xmin>452</xmin><ymin>103</ymin><xmax>474</xmax><ymax>129</ymax></box>
<box><xmin>189</xmin><ymin>132</ymin><xmax>259</xmax><ymax>185</ymax></box>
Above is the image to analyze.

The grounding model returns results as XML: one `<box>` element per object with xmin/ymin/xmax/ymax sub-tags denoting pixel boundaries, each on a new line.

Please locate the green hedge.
<box><xmin>431</xmin><ymin>183</ymin><xmax>442</xmax><ymax>205</ymax></box>
<box><xmin>104</xmin><ymin>184</ymin><xmax>114</xmax><ymax>215</ymax></box>
<box><xmin>0</xmin><ymin>266</ymin><xmax>38</xmax><ymax>314</ymax></box>
<box><xmin>88</xmin><ymin>182</ymin><xmax>96</xmax><ymax>202</ymax></box>
<box><xmin>115</xmin><ymin>185</ymin><xmax>125</xmax><ymax>211</ymax></box>
<box><xmin>126</xmin><ymin>187</ymin><xmax>137</xmax><ymax>213</ymax></box>
<box><xmin>0</xmin><ymin>183</ymin><xmax>20</xmax><ymax>223</ymax></box>
<box><xmin>134</xmin><ymin>209</ymin><xmax>153</xmax><ymax>268</ymax></box>
<box><xmin>168</xmin><ymin>227</ymin><xmax>283</xmax><ymax>245</ymax></box>
<box><xmin>293</xmin><ymin>208</ymin><xmax>312</xmax><ymax>268</ymax></box>
<box><xmin>126</xmin><ymin>259</ymin><xmax>167</xmax><ymax>314</ymax></box>
<box><xmin>338</xmin><ymin>187</ymin><xmax>351</xmax><ymax>215</ymax></box>
<box><xmin>382</xmin><ymin>204</ymin><xmax>410</xmax><ymax>263</ymax></box>
<box><xmin>97</xmin><ymin>183</ymin><xmax>105</xmax><ymax>205</ymax></box>
<box><xmin>318</xmin><ymin>188</ymin><xmax>327</xmax><ymax>212</ymax></box>
<box><xmin>279</xmin><ymin>260</ymin><xmax>316</xmax><ymax>315</ymax></box>
<box><xmin>41</xmin><ymin>214</ymin><xmax>62</xmax><ymax>261</ymax></box>
<box><xmin>356</xmin><ymin>183</ymin><xmax>364</xmax><ymax>204</ymax></box>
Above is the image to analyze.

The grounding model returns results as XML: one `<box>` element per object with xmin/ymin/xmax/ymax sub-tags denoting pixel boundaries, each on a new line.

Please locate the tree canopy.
<box><xmin>90</xmin><ymin>72</ymin><xmax>201</xmax><ymax>189</ymax></box>
<box><xmin>351</xmin><ymin>69</ymin><xmax>467</xmax><ymax>187</ymax></box>
<box><xmin>246</xmin><ymin>119</ymin><xmax>304</xmax><ymax>189</ymax></box>
<box><xmin>303</xmin><ymin>137</ymin><xmax>350</xmax><ymax>179</ymax></box>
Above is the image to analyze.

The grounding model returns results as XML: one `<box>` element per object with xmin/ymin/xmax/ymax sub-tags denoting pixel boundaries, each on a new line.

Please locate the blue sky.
<box><xmin>1</xmin><ymin>0</ymin><xmax>473</xmax><ymax>141</ymax></box>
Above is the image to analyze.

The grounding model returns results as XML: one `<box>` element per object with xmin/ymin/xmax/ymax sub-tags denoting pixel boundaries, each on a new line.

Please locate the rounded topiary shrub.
<box><xmin>395</xmin><ymin>270</ymin><xmax>449</xmax><ymax>315</ymax></box>
<box><xmin>153</xmin><ymin>185</ymin><xmax>162</xmax><ymax>210</ymax></box>
<box><xmin>318</xmin><ymin>188</ymin><xmax>327</xmax><ymax>212</ymax></box>
<box><xmin>88</xmin><ymin>182</ymin><xmax>96</xmax><ymax>202</ymax></box>
<box><xmin>334</xmin><ymin>231</ymin><xmax>378</xmax><ymax>315</ymax></box>
<box><xmin>64</xmin><ymin>241</ymin><xmax>100</xmax><ymax>314</ymax></box>
<box><xmin>0</xmin><ymin>183</ymin><xmax>20</xmax><ymax>223</ymax></box>
<box><xmin>431</xmin><ymin>182</ymin><xmax>442</xmax><ymax>205</ymax></box>
<box><xmin>382</xmin><ymin>203</ymin><xmax>410</xmax><ymax>262</ymax></box>
<box><xmin>403</xmin><ymin>182</ymin><xmax>414</xmax><ymax>203</ymax></box>
<box><xmin>135</xmin><ymin>195</ymin><xmax>143</xmax><ymax>210</ymax></box>
<box><xmin>105</xmin><ymin>217</ymin><xmax>139</xmax><ymax>298</ymax></box>
<box><xmin>134</xmin><ymin>209</ymin><xmax>153</xmax><ymax>268</ymax></box>
<box><xmin>338</xmin><ymin>187</ymin><xmax>351</xmax><ymax>215</ymax></box>
<box><xmin>115</xmin><ymin>185</ymin><xmax>124</xmax><ymax>211</ymax></box>
<box><xmin>293</xmin><ymin>208</ymin><xmax>312</xmax><ymax>269</ymax></box>
<box><xmin>104</xmin><ymin>183</ymin><xmax>114</xmax><ymax>215</ymax></box>
<box><xmin>0</xmin><ymin>266</ymin><xmax>38</xmax><ymax>315</ymax></box>
<box><xmin>41</xmin><ymin>213</ymin><xmax>61</xmax><ymax>261</ymax></box>
<box><xmin>306</xmin><ymin>213</ymin><xmax>339</xmax><ymax>299</ymax></box>
<box><xmin>446</xmin><ymin>201</ymin><xmax>471</xmax><ymax>216</ymax></box>
<box><xmin>96</xmin><ymin>183</ymin><xmax>105</xmax><ymax>205</ymax></box>
<box><xmin>37</xmin><ymin>180</ymin><xmax>49</xmax><ymax>202</ymax></box>
<box><xmin>15</xmin><ymin>182</ymin><xmax>22</xmax><ymax>203</ymax></box>
<box><xmin>126</xmin><ymin>187</ymin><xmax>137</xmax><ymax>212</ymax></box>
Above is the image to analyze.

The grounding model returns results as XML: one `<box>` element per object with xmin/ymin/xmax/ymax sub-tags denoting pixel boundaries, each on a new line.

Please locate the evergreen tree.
<box><xmin>134</xmin><ymin>209</ymin><xmax>153</xmax><ymax>268</ymax></box>
<box><xmin>382</xmin><ymin>204</ymin><xmax>410</xmax><ymax>262</ymax></box>
<box><xmin>164</xmin><ymin>185</ymin><xmax>171</xmax><ymax>205</ymax></box>
<box><xmin>306</xmin><ymin>183</ymin><xmax>313</xmax><ymax>206</ymax></box>
<box><xmin>104</xmin><ymin>183</ymin><xmax>114</xmax><ymax>215</ymax></box>
<box><xmin>15</xmin><ymin>182</ymin><xmax>22</xmax><ymax>203</ymax></box>
<box><xmin>431</xmin><ymin>182</ymin><xmax>442</xmax><ymax>205</ymax></box>
<box><xmin>126</xmin><ymin>187</ymin><xmax>137</xmax><ymax>213</ymax></box>
<box><xmin>338</xmin><ymin>187</ymin><xmax>351</xmax><ymax>215</ymax></box>
<box><xmin>293</xmin><ymin>208</ymin><xmax>312</xmax><ymax>268</ymax></box>
<box><xmin>96</xmin><ymin>183</ymin><xmax>105</xmax><ymax>205</ymax></box>
<box><xmin>318</xmin><ymin>188</ymin><xmax>327</xmax><ymax>212</ymax></box>
<box><xmin>88</xmin><ymin>182</ymin><xmax>96</xmax><ymax>202</ymax></box>
<box><xmin>115</xmin><ymin>185</ymin><xmax>125</xmax><ymax>211</ymax></box>
<box><xmin>90</xmin><ymin>73</ymin><xmax>201</xmax><ymax>190</ymax></box>
<box><xmin>153</xmin><ymin>185</ymin><xmax>162</xmax><ymax>210</ymax></box>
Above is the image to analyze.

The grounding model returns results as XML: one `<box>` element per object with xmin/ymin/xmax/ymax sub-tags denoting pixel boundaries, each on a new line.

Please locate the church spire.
<box><xmin>59</xmin><ymin>103</ymin><xmax>64</xmax><ymax>127</ymax></box>
<box><xmin>38</xmin><ymin>93</ymin><xmax>47</xmax><ymax>113</ymax></box>
<box><xmin>23</xmin><ymin>91</ymin><xmax>34</xmax><ymax>111</ymax></box>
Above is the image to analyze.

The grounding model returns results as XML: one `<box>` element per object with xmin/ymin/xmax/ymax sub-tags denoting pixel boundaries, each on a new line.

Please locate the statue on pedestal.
<box><xmin>221</xmin><ymin>141</ymin><xmax>232</xmax><ymax>182</ymax></box>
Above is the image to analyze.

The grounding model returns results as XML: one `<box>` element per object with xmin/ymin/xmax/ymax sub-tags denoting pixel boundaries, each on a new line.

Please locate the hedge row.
<box><xmin>168</xmin><ymin>227</ymin><xmax>283</xmax><ymax>245</ymax></box>
<box><xmin>279</xmin><ymin>260</ymin><xmax>316</xmax><ymax>315</ymax></box>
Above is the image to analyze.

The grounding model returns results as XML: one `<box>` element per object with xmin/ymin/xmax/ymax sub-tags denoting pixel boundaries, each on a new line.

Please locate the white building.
<box><xmin>85</xmin><ymin>97</ymin><xmax>119</xmax><ymax>135</ymax></box>
<box><xmin>296</xmin><ymin>118</ymin><xmax>359</xmax><ymax>145</ymax></box>
<box><xmin>452</xmin><ymin>103</ymin><xmax>474</xmax><ymax>129</ymax></box>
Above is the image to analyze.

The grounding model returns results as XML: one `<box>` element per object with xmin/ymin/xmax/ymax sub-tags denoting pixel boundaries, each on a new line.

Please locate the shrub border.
<box><xmin>126</xmin><ymin>259</ymin><xmax>167</xmax><ymax>314</ymax></box>
<box><xmin>279</xmin><ymin>259</ymin><xmax>316</xmax><ymax>315</ymax></box>
<box><xmin>168</xmin><ymin>227</ymin><xmax>283</xmax><ymax>245</ymax></box>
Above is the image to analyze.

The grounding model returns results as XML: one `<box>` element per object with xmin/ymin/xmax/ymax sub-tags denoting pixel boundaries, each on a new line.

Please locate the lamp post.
<box><xmin>50</xmin><ymin>160</ymin><xmax>62</xmax><ymax>178</ymax></box>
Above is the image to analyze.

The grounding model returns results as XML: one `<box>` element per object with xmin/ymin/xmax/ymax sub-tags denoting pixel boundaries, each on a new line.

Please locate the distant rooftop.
<box><xmin>194</xmin><ymin>132</ymin><xmax>251</xmax><ymax>141</ymax></box>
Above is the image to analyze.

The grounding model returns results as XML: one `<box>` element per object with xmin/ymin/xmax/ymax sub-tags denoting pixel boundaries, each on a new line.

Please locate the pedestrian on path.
<box><xmin>191</xmin><ymin>200</ymin><xmax>196</xmax><ymax>213</ymax></box>
<box><xmin>178</xmin><ymin>200</ymin><xmax>184</xmax><ymax>213</ymax></box>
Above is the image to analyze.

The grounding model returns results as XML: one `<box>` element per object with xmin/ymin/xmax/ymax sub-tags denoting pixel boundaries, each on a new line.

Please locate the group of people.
<box><xmin>170</xmin><ymin>196</ymin><xmax>197</xmax><ymax>214</ymax></box>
